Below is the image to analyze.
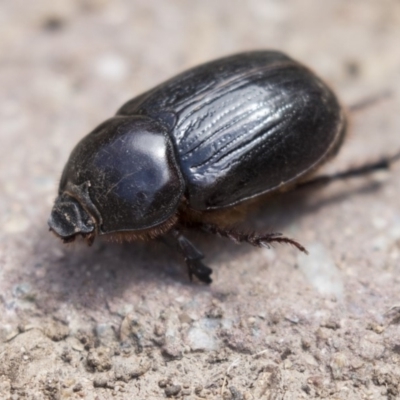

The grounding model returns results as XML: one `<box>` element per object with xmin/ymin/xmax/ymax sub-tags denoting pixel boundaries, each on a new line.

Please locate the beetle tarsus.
<box><xmin>186</xmin><ymin>259</ymin><xmax>213</xmax><ymax>284</ymax></box>
<box><xmin>258</xmin><ymin>233</ymin><xmax>308</xmax><ymax>254</ymax></box>
<box><xmin>202</xmin><ymin>224</ymin><xmax>308</xmax><ymax>254</ymax></box>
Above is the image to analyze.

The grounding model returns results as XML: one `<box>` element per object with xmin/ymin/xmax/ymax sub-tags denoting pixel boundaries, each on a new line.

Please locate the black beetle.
<box><xmin>48</xmin><ymin>50</ymin><xmax>396</xmax><ymax>283</ymax></box>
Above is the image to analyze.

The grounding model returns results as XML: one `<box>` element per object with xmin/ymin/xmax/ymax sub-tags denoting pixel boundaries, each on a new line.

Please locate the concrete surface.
<box><xmin>1</xmin><ymin>1</ymin><xmax>400</xmax><ymax>399</ymax></box>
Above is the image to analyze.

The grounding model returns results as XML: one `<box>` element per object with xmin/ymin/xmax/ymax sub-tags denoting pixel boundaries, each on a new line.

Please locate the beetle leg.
<box><xmin>348</xmin><ymin>90</ymin><xmax>391</xmax><ymax>113</ymax></box>
<box><xmin>201</xmin><ymin>223</ymin><xmax>308</xmax><ymax>254</ymax></box>
<box><xmin>298</xmin><ymin>150</ymin><xmax>400</xmax><ymax>190</ymax></box>
<box><xmin>162</xmin><ymin>229</ymin><xmax>213</xmax><ymax>284</ymax></box>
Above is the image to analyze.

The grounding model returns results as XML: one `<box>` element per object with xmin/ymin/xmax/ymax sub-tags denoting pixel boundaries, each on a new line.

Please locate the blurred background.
<box><xmin>2</xmin><ymin>1</ymin><xmax>400</xmax><ymax>228</ymax></box>
<box><xmin>1</xmin><ymin>1</ymin><xmax>400</xmax><ymax>398</ymax></box>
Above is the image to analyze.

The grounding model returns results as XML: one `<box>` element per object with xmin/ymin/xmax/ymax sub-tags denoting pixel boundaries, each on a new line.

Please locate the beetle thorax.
<box><xmin>53</xmin><ymin>116</ymin><xmax>185</xmax><ymax>239</ymax></box>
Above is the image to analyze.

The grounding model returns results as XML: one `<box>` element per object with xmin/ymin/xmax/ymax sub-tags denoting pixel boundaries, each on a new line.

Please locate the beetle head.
<box><xmin>48</xmin><ymin>193</ymin><xmax>96</xmax><ymax>245</ymax></box>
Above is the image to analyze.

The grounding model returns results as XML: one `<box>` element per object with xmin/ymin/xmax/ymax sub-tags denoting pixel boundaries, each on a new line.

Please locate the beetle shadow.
<box><xmin>31</xmin><ymin>226</ymin><xmax>196</xmax><ymax>311</ymax></box>
<box><xmin>30</xmin><ymin>179</ymin><xmax>384</xmax><ymax>311</ymax></box>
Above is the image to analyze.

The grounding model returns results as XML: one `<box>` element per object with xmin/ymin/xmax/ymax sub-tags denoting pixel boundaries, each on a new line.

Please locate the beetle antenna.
<box><xmin>201</xmin><ymin>223</ymin><xmax>308</xmax><ymax>254</ymax></box>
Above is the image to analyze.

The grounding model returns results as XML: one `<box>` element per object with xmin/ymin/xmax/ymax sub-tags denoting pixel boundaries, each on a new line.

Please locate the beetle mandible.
<box><xmin>48</xmin><ymin>51</ymin><xmax>396</xmax><ymax>283</ymax></box>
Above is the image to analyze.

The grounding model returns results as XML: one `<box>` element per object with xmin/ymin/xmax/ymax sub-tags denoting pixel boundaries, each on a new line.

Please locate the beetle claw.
<box><xmin>260</xmin><ymin>236</ymin><xmax>308</xmax><ymax>254</ymax></box>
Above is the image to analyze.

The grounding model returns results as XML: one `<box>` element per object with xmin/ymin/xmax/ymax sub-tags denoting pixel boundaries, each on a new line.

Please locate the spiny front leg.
<box><xmin>162</xmin><ymin>228</ymin><xmax>213</xmax><ymax>284</ymax></box>
<box><xmin>201</xmin><ymin>223</ymin><xmax>308</xmax><ymax>254</ymax></box>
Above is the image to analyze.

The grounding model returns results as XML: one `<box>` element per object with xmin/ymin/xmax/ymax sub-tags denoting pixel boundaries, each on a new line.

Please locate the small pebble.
<box><xmin>158</xmin><ymin>379</ymin><xmax>169</xmax><ymax>388</ymax></box>
<box><xmin>73</xmin><ymin>383</ymin><xmax>83</xmax><ymax>392</ymax></box>
<box><xmin>93</xmin><ymin>377</ymin><xmax>108</xmax><ymax>388</ymax></box>
<box><xmin>165</xmin><ymin>384</ymin><xmax>181</xmax><ymax>397</ymax></box>
<box><xmin>194</xmin><ymin>385</ymin><xmax>203</xmax><ymax>395</ymax></box>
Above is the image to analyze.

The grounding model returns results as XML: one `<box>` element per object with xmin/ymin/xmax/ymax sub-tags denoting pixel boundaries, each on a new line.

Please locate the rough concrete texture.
<box><xmin>1</xmin><ymin>1</ymin><xmax>400</xmax><ymax>399</ymax></box>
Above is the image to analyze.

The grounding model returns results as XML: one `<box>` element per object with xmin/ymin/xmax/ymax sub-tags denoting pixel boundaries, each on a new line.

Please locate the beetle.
<box><xmin>48</xmin><ymin>50</ymin><xmax>397</xmax><ymax>284</ymax></box>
